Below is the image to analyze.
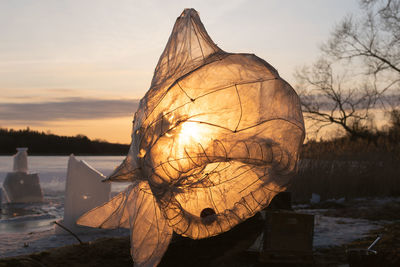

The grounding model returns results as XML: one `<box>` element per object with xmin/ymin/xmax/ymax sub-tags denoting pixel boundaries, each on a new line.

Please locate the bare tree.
<box><xmin>322</xmin><ymin>0</ymin><xmax>400</xmax><ymax>92</ymax></box>
<box><xmin>297</xmin><ymin>0</ymin><xmax>400</xmax><ymax>140</ymax></box>
<box><xmin>296</xmin><ymin>58</ymin><xmax>379</xmax><ymax>139</ymax></box>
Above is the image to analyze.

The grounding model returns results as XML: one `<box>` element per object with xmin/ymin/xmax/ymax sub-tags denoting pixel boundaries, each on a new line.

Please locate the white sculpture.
<box><xmin>2</xmin><ymin>148</ymin><xmax>43</xmax><ymax>203</ymax></box>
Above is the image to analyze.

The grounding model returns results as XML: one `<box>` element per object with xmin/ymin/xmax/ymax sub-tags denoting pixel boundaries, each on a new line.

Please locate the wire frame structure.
<box><xmin>78</xmin><ymin>8</ymin><xmax>305</xmax><ymax>267</ymax></box>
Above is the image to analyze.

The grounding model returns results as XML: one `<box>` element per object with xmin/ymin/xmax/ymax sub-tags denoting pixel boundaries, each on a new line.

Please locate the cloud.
<box><xmin>0</xmin><ymin>97</ymin><xmax>139</xmax><ymax>122</ymax></box>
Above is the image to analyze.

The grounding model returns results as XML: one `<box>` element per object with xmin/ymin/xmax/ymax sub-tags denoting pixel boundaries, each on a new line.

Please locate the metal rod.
<box><xmin>367</xmin><ymin>236</ymin><xmax>381</xmax><ymax>251</ymax></box>
<box><xmin>53</xmin><ymin>221</ymin><xmax>83</xmax><ymax>244</ymax></box>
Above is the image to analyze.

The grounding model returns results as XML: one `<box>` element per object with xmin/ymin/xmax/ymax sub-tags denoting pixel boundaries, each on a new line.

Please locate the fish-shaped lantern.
<box><xmin>78</xmin><ymin>8</ymin><xmax>305</xmax><ymax>266</ymax></box>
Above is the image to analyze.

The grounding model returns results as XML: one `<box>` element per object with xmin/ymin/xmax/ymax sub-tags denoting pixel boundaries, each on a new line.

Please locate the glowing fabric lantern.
<box><xmin>78</xmin><ymin>8</ymin><xmax>305</xmax><ymax>266</ymax></box>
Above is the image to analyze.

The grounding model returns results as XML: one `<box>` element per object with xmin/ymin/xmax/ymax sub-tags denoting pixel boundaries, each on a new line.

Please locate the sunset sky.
<box><xmin>0</xmin><ymin>0</ymin><xmax>360</xmax><ymax>144</ymax></box>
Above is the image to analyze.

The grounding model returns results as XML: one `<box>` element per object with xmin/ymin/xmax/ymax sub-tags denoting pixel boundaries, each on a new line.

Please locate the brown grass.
<box><xmin>289</xmin><ymin>133</ymin><xmax>400</xmax><ymax>203</ymax></box>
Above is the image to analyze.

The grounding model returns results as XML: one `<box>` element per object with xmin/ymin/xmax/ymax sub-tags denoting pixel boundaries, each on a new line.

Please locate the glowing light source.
<box><xmin>179</xmin><ymin>121</ymin><xmax>202</xmax><ymax>144</ymax></box>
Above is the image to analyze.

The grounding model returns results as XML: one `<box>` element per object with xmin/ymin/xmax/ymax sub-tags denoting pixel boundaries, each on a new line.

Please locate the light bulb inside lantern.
<box><xmin>178</xmin><ymin>121</ymin><xmax>203</xmax><ymax>145</ymax></box>
<box><xmin>174</xmin><ymin>121</ymin><xmax>211</xmax><ymax>159</ymax></box>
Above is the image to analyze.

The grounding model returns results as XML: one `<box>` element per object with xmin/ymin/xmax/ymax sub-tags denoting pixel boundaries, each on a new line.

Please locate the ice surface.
<box><xmin>0</xmin><ymin>228</ymin><xmax>129</xmax><ymax>258</ymax></box>
<box><xmin>296</xmin><ymin>209</ymin><xmax>385</xmax><ymax>248</ymax></box>
<box><xmin>312</xmin><ymin>215</ymin><xmax>383</xmax><ymax>248</ymax></box>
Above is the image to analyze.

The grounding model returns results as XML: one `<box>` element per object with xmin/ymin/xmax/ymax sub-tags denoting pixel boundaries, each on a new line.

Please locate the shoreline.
<box><xmin>1</xmin><ymin>199</ymin><xmax>399</xmax><ymax>266</ymax></box>
<box><xmin>1</xmin><ymin>222</ymin><xmax>398</xmax><ymax>267</ymax></box>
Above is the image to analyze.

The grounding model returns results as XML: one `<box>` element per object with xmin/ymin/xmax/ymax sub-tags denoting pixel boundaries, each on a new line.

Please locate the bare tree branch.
<box><xmin>322</xmin><ymin>0</ymin><xmax>400</xmax><ymax>80</ymax></box>
<box><xmin>296</xmin><ymin>58</ymin><xmax>379</xmax><ymax>139</ymax></box>
<box><xmin>299</xmin><ymin>0</ymin><xmax>400</xmax><ymax>140</ymax></box>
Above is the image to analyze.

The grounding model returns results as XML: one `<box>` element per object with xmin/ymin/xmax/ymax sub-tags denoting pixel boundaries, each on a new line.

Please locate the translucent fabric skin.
<box><xmin>78</xmin><ymin>8</ymin><xmax>304</xmax><ymax>266</ymax></box>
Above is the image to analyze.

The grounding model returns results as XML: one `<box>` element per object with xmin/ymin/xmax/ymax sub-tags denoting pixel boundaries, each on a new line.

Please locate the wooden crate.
<box><xmin>260</xmin><ymin>211</ymin><xmax>314</xmax><ymax>265</ymax></box>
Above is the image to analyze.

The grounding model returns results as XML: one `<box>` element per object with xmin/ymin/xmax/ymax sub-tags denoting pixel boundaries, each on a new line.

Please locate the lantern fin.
<box><xmin>78</xmin><ymin>181</ymin><xmax>173</xmax><ymax>267</ymax></box>
<box><xmin>77</xmin><ymin>184</ymin><xmax>132</xmax><ymax>229</ymax></box>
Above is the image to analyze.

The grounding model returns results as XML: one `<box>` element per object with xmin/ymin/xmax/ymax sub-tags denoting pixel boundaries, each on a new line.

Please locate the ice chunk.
<box><xmin>310</xmin><ymin>193</ymin><xmax>321</xmax><ymax>204</ymax></box>
<box><xmin>55</xmin><ymin>155</ymin><xmax>111</xmax><ymax>234</ymax></box>
<box><xmin>3</xmin><ymin>148</ymin><xmax>43</xmax><ymax>203</ymax></box>
<box><xmin>13</xmin><ymin>147</ymin><xmax>28</xmax><ymax>173</ymax></box>
<box><xmin>3</xmin><ymin>172</ymin><xmax>43</xmax><ymax>203</ymax></box>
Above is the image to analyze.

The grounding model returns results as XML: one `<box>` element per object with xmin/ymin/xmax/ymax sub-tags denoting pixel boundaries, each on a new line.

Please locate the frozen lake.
<box><xmin>0</xmin><ymin>155</ymin><xmax>131</xmax><ymax>257</ymax></box>
<box><xmin>0</xmin><ymin>156</ymin><xmax>386</xmax><ymax>258</ymax></box>
<box><xmin>0</xmin><ymin>155</ymin><xmax>127</xmax><ymax>195</ymax></box>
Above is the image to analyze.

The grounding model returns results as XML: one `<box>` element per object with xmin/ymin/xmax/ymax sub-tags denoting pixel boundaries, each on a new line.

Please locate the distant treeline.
<box><xmin>0</xmin><ymin>128</ymin><xmax>129</xmax><ymax>155</ymax></box>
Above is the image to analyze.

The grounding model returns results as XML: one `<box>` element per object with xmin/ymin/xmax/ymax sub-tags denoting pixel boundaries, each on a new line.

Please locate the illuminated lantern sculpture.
<box><xmin>78</xmin><ymin>8</ymin><xmax>305</xmax><ymax>266</ymax></box>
